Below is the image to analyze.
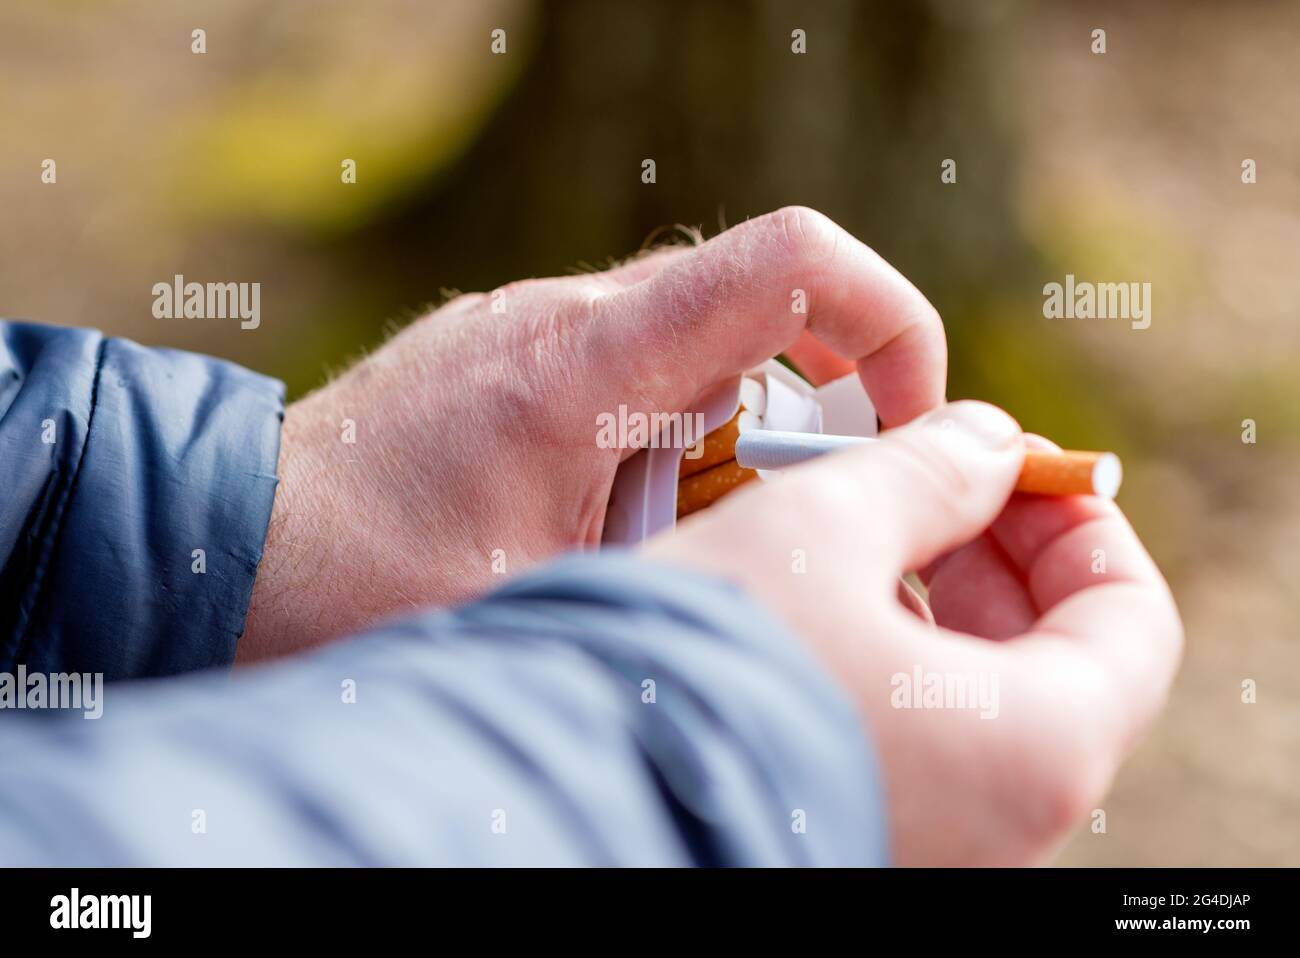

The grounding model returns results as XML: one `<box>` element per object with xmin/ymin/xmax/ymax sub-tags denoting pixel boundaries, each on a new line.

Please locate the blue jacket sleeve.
<box><xmin>0</xmin><ymin>320</ymin><xmax>284</xmax><ymax>680</ymax></box>
<box><xmin>0</xmin><ymin>554</ymin><xmax>889</xmax><ymax>866</ymax></box>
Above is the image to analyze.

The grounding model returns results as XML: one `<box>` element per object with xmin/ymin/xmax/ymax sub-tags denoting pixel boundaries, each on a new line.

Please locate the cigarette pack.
<box><xmin>601</xmin><ymin>361</ymin><xmax>878</xmax><ymax>545</ymax></box>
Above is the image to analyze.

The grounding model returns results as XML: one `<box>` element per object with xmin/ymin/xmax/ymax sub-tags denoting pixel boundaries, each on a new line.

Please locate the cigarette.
<box><xmin>679</xmin><ymin>407</ymin><xmax>753</xmax><ymax>479</ymax></box>
<box><xmin>676</xmin><ymin>458</ymin><xmax>759</xmax><ymax>518</ymax></box>
<box><xmin>1017</xmin><ymin>448</ymin><xmax>1122</xmax><ymax>498</ymax></box>
<box><xmin>734</xmin><ymin>430</ymin><xmax>1123</xmax><ymax>499</ymax></box>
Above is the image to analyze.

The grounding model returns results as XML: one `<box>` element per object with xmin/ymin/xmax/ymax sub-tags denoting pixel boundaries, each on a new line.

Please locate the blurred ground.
<box><xmin>1</xmin><ymin>0</ymin><xmax>1297</xmax><ymax>864</ymax></box>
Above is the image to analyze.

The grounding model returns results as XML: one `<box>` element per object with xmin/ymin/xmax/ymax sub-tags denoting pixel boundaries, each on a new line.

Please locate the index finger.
<box><xmin>589</xmin><ymin>206</ymin><xmax>947</xmax><ymax>426</ymax></box>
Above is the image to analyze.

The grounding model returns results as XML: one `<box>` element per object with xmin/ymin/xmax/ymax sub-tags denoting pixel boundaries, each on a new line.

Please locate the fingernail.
<box><xmin>927</xmin><ymin>401</ymin><xmax>1020</xmax><ymax>448</ymax></box>
<box><xmin>1022</xmin><ymin>432</ymin><xmax>1063</xmax><ymax>453</ymax></box>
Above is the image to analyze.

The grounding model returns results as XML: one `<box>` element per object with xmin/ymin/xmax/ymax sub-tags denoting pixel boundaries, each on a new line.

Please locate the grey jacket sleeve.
<box><xmin>0</xmin><ymin>554</ymin><xmax>889</xmax><ymax>866</ymax></box>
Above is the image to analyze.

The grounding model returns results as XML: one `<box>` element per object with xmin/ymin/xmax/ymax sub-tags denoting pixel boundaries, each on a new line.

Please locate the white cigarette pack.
<box><xmin>601</xmin><ymin>361</ymin><xmax>878</xmax><ymax>545</ymax></box>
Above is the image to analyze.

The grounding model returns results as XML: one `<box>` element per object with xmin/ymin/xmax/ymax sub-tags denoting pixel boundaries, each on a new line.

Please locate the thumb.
<box><xmin>800</xmin><ymin>401</ymin><xmax>1024</xmax><ymax>574</ymax></box>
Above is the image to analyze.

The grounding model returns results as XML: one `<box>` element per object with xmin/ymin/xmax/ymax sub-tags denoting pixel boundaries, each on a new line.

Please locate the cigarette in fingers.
<box><xmin>1017</xmin><ymin>449</ymin><xmax>1122</xmax><ymax>499</ymax></box>
<box><xmin>734</xmin><ymin>430</ymin><xmax>1123</xmax><ymax>499</ymax></box>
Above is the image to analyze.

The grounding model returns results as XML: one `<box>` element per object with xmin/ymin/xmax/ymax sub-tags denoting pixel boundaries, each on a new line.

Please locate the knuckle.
<box><xmin>425</xmin><ymin>291</ymin><xmax>488</xmax><ymax>320</ymax></box>
<box><xmin>765</xmin><ymin>205</ymin><xmax>840</xmax><ymax>268</ymax></box>
<box><xmin>489</xmin><ymin>277</ymin><xmax>597</xmax><ymax>343</ymax></box>
<box><xmin>494</xmin><ymin>275</ymin><xmax>600</xmax><ymax>312</ymax></box>
<box><xmin>496</xmin><ymin>276</ymin><xmax>550</xmax><ymax>301</ymax></box>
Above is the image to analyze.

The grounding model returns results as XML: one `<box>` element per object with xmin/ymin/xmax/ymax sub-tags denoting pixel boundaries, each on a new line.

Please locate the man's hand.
<box><xmin>645</xmin><ymin>402</ymin><xmax>1184</xmax><ymax>865</ymax></box>
<box><xmin>241</xmin><ymin>207</ymin><xmax>946</xmax><ymax>660</ymax></box>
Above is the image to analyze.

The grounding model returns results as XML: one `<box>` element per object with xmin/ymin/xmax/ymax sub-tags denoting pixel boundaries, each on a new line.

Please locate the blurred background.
<box><xmin>2</xmin><ymin>0</ymin><xmax>1297</xmax><ymax>864</ymax></box>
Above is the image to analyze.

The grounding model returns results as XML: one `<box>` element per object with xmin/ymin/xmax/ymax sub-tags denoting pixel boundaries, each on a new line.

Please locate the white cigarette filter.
<box><xmin>735</xmin><ymin>430</ymin><xmax>864</xmax><ymax>469</ymax></box>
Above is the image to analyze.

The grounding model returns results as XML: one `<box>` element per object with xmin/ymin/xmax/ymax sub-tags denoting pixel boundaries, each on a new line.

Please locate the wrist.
<box><xmin>240</xmin><ymin>396</ymin><xmax>342</xmax><ymax>662</ymax></box>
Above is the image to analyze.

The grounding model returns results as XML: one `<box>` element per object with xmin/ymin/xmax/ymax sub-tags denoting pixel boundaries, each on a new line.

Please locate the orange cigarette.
<box><xmin>734</xmin><ymin>429</ymin><xmax>1125</xmax><ymax>500</ymax></box>
<box><xmin>678</xmin><ymin>408</ymin><xmax>745</xmax><ymax>479</ymax></box>
<box><xmin>676</xmin><ymin>459</ymin><xmax>758</xmax><ymax>518</ymax></box>
<box><xmin>1016</xmin><ymin>449</ymin><xmax>1122</xmax><ymax>499</ymax></box>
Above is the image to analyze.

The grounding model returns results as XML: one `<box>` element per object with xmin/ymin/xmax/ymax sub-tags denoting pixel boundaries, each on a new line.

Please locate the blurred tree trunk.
<box><xmin>353</xmin><ymin>0</ymin><xmax>1029</xmax><ymax>318</ymax></box>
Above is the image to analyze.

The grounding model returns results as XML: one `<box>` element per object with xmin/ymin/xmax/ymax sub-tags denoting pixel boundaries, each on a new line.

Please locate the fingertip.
<box><xmin>856</xmin><ymin>319</ymin><xmax>948</xmax><ymax>426</ymax></box>
<box><xmin>923</xmin><ymin>400</ymin><xmax>1023</xmax><ymax>450</ymax></box>
<box><xmin>827</xmin><ymin>401</ymin><xmax>1024</xmax><ymax>574</ymax></box>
